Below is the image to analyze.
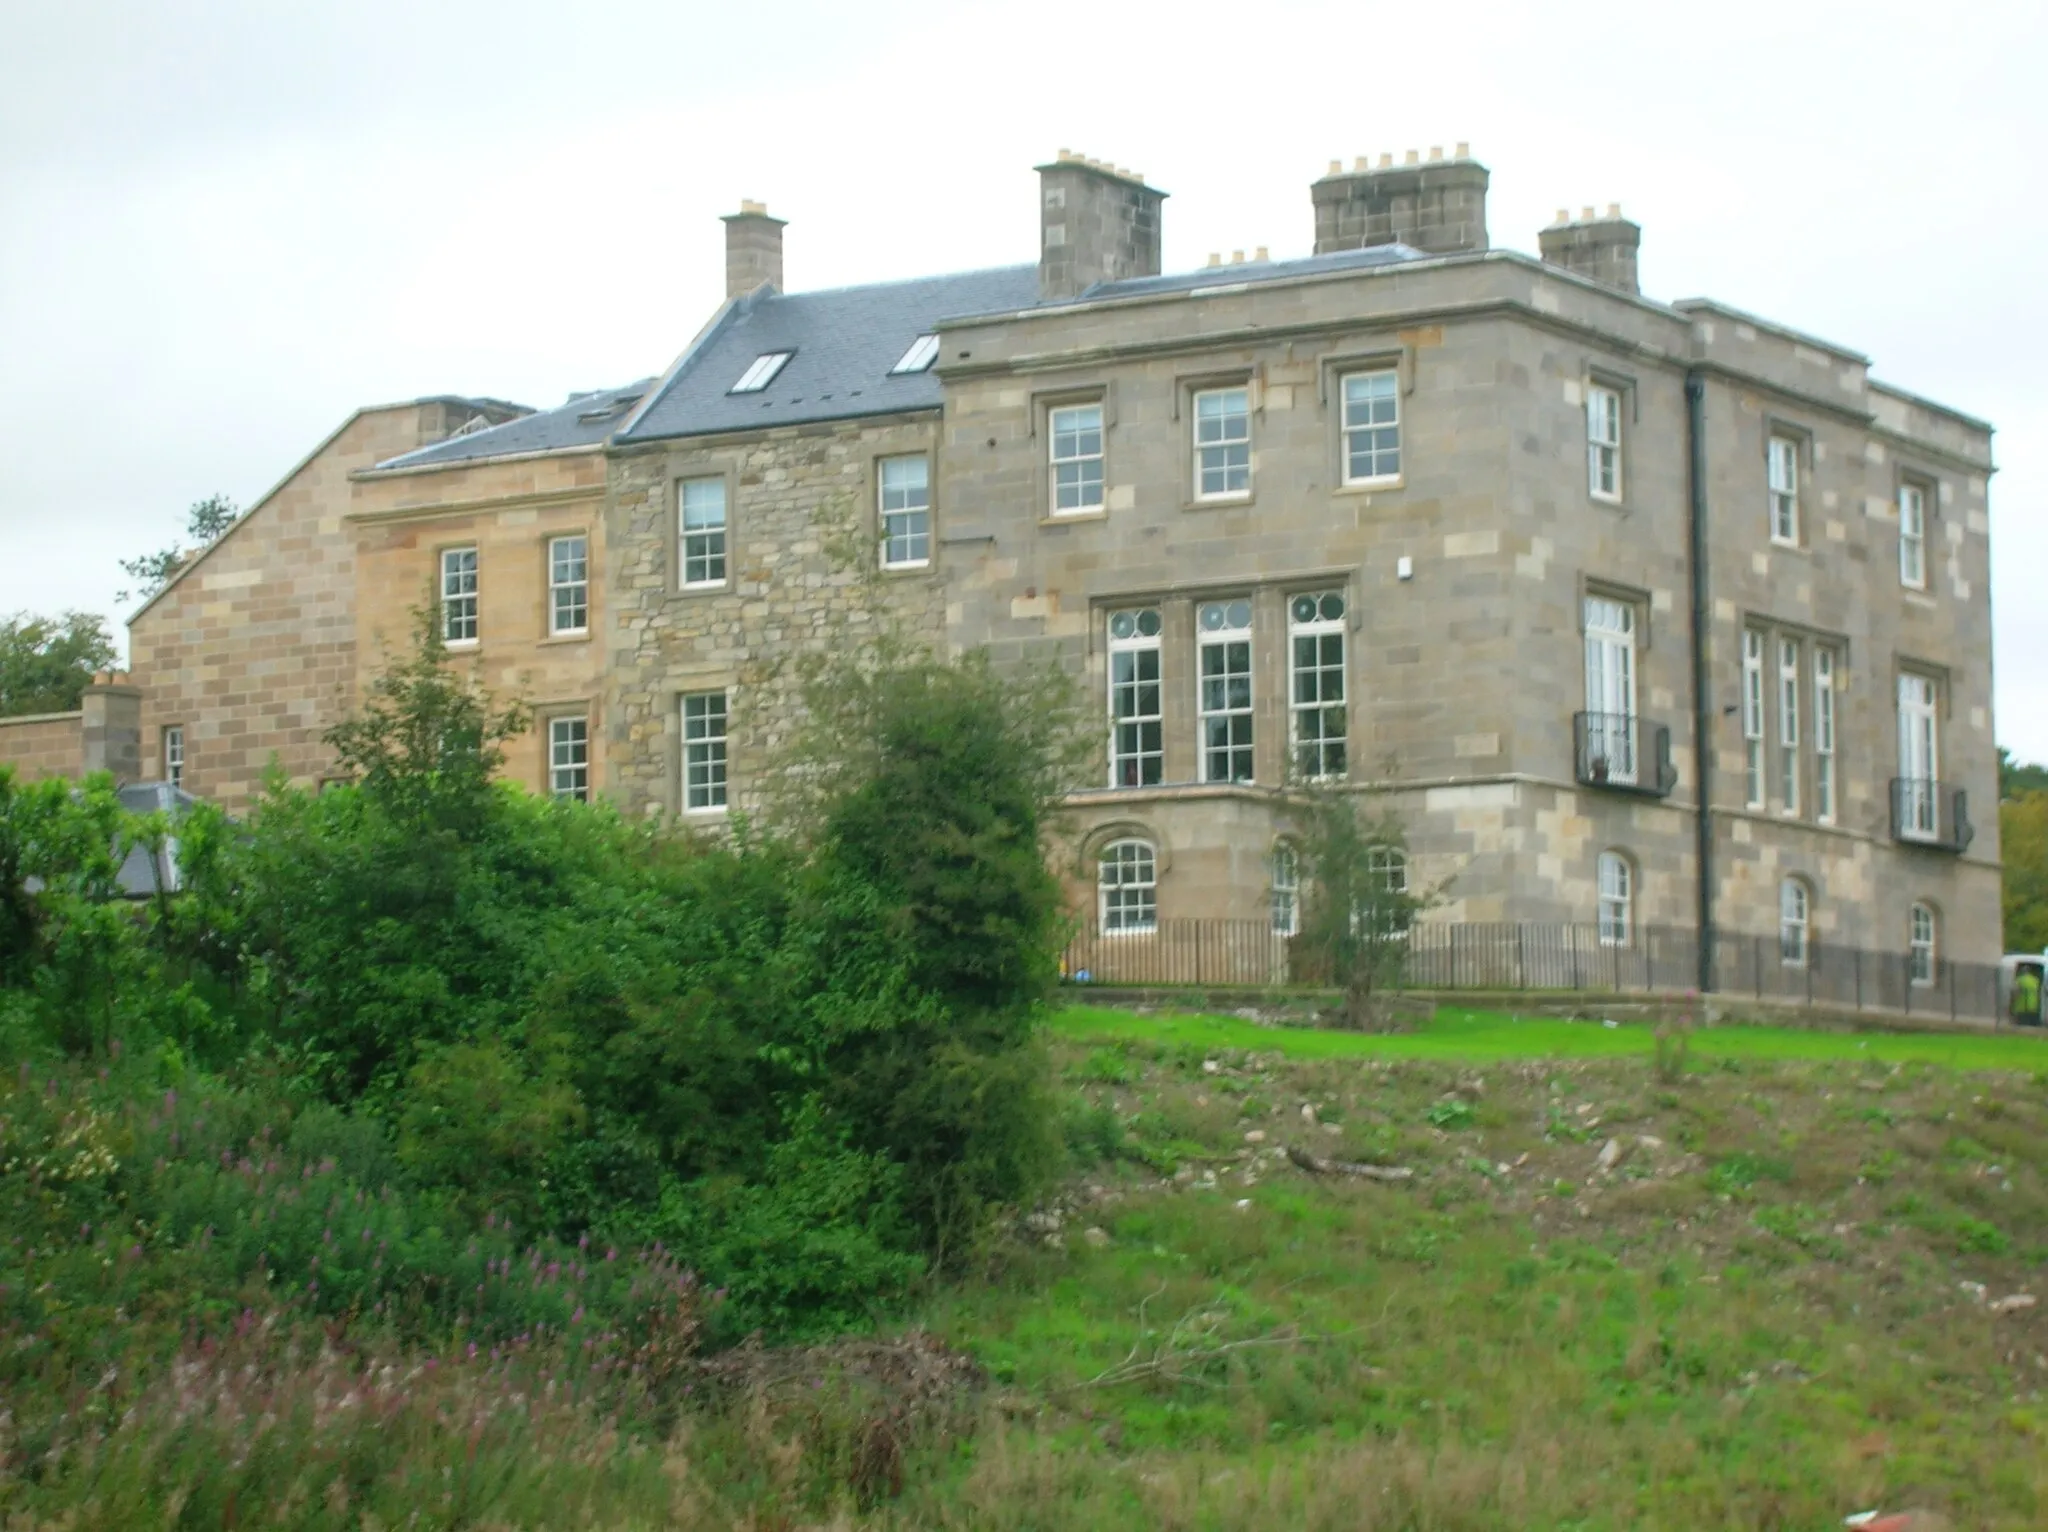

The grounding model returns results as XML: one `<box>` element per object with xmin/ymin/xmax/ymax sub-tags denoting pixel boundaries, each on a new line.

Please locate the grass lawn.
<box><xmin>868</xmin><ymin>1002</ymin><xmax>2048</xmax><ymax>1528</ymax></box>
<box><xmin>1054</xmin><ymin>999</ymin><xmax>2048</xmax><ymax>1071</ymax></box>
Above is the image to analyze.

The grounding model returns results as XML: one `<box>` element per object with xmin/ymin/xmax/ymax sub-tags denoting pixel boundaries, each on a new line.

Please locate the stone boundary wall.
<box><xmin>0</xmin><ymin>711</ymin><xmax>82</xmax><ymax>784</ymax></box>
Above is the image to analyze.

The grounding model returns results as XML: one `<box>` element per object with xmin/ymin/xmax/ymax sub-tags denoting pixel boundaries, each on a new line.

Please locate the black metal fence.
<box><xmin>1061</xmin><ymin>919</ymin><xmax>2019</xmax><ymax>1026</ymax></box>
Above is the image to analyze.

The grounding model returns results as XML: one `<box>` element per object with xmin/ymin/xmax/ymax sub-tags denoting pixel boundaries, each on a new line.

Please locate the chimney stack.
<box><xmin>721</xmin><ymin>200</ymin><xmax>786</xmax><ymax>300</ymax></box>
<box><xmin>1311</xmin><ymin>144</ymin><xmax>1488</xmax><ymax>256</ymax></box>
<box><xmin>1538</xmin><ymin>205</ymin><xmax>1641</xmax><ymax>295</ymax></box>
<box><xmin>80</xmin><ymin>678</ymin><xmax>142</xmax><ymax>783</ymax></box>
<box><xmin>1036</xmin><ymin>151</ymin><xmax>1167</xmax><ymax>301</ymax></box>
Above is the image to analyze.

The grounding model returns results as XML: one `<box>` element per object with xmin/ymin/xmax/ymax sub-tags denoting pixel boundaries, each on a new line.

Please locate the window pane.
<box><xmin>549</xmin><ymin>717</ymin><xmax>589</xmax><ymax>802</ymax></box>
<box><xmin>549</xmin><ymin>536</ymin><xmax>589</xmax><ymax>634</ymax></box>
<box><xmin>441</xmin><ymin>548</ymin><xmax>478</xmax><ymax>642</ymax></box>
<box><xmin>879</xmin><ymin>456</ymin><xmax>931</xmax><ymax>568</ymax></box>
<box><xmin>683</xmin><ymin>691</ymin><xmax>728</xmax><ymax>810</ymax></box>
<box><xmin>1051</xmin><ymin>404</ymin><xmax>1105</xmax><ymax>513</ymax></box>
<box><xmin>1341</xmin><ymin>371</ymin><xmax>1400</xmax><ymax>483</ymax></box>
<box><xmin>1099</xmin><ymin>840</ymin><xmax>1158</xmax><ymax>933</ymax></box>
<box><xmin>1290</xmin><ymin>594</ymin><xmax>1348</xmax><ymax>779</ymax></box>
<box><xmin>680</xmin><ymin>479</ymin><xmax>728</xmax><ymax>586</ymax></box>
<box><xmin>1194</xmin><ymin>387</ymin><xmax>1251</xmax><ymax>498</ymax></box>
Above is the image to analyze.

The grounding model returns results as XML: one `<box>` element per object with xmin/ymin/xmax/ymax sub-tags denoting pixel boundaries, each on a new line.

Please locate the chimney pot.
<box><xmin>1230</xmin><ymin>249</ymin><xmax>1245</xmax><ymax>264</ymax></box>
<box><xmin>721</xmin><ymin>201</ymin><xmax>787</xmax><ymax>299</ymax></box>
<box><xmin>1254</xmin><ymin>245</ymin><xmax>1269</xmax><ymax>261</ymax></box>
<box><xmin>1607</xmin><ymin>202</ymin><xmax>1621</xmax><ymax>218</ymax></box>
<box><xmin>1378</xmin><ymin>152</ymin><xmax>1393</xmax><ymax>168</ymax></box>
<box><xmin>1429</xmin><ymin>145</ymin><xmax>1444</xmax><ymax>161</ymax></box>
<box><xmin>1353</xmin><ymin>155</ymin><xmax>1369</xmax><ymax>172</ymax></box>
<box><xmin>1404</xmin><ymin>149</ymin><xmax>1420</xmax><ymax>165</ymax></box>
<box><xmin>1581</xmin><ymin>205</ymin><xmax>1595</xmax><ymax>221</ymax></box>
<box><xmin>1554</xmin><ymin>208</ymin><xmax>1570</xmax><ymax>225</ymax></box>
<box><xmin>1327</xmin><ymin>159</ymin><xmax>1343</xmax><ymax>175</ymax></box>
<box><xmin>1455</xmin><ymin>140</ymin><xmax>1470</xmax><ymax>158</ymax></box>
<box><xmin>1206</xmin><ymin>252</ymin><xmax>1222</xmax><ymax>267</ymax></box>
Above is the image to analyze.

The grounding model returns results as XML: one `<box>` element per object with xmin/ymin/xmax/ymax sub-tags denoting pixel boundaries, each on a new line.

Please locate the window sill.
<box><xmin>673</xmin><ymin>583</ymin><xmax>732</xmax><ymax>598</ymax></box>
<box><xmin>443</xmin><ymin>640</ymin><xmax>480</xmax><ymax>653</ymax></box>
<box><xmin>1184</xmin><ymin>493</ymin><xmax>1255</xmax><ymax>513</ymax></box>
<box><xmin>539</xmin><ymin>631</ymin><xmax>592</xmax><ymax>646</ymax></box>
<box><xmin>1768</xmin><ymin>537</ymin><xmax>1806</xmax><ymax>554</ymax></box>
<box><xmin>1590</xmin><ymin>491</ymin><xmax>1627</xmax><ymax>509</ymax></box>
<box><xmin>1041</xmin><ymin>509</ymin><xmax>1108</xmax><ymax>527</ymax></box>
<box><xmin>1333</xmin><ymin>477</ymin><xmax>1404</xmax><ymax>498</ymax></box>
<box><xmin>683</xmin><ymin>805</ymin><xmax>729</xmax><ymax>818</ymax></box>
<box><xmin>880</xmin><ymin>561</ymin><xmax>934</xmax><ymax>577</ymax></box>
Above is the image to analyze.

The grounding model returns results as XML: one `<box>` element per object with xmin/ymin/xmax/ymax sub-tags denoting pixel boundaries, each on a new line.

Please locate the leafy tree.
<box><xmin>0</xmin><ymin>611</ymin><xmax>116</xmax><ymax>717</ymax></box>
<box><xmin>2003</xmin><ymin>789</ymin><xmax>2048</xmax><ymax>953</ymax></box>
<box><xmin>1999</xmin><ymin>746</ymin><xmax>2048</xmax><ymax>800</ymax></box>
<box><xmin>116</xmin><ymin>493</ymin><xmax>239</xmax><ymax>604</ymax></box>
<box><xmin>1292</xmin><ymin>786</ymin><xmax>1441</xmax><ymax>1031</ymax></box>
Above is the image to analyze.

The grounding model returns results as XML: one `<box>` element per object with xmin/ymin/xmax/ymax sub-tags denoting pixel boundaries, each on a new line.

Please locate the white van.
<box><xmin>1998</xmin><ymin>954</ymin><xmax>2046</xmax><ymax>1027</ymax></box>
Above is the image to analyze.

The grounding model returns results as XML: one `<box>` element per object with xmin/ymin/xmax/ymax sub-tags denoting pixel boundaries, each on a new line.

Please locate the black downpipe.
<box><xmin>1685</xmin><ymin>370</ymin><xmax>1715</xmax><ymax>993</ymax></box>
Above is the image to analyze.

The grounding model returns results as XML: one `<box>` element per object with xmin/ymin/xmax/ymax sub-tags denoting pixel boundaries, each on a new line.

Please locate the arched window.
<box><xmin>1270</xmin><ymin>844</ymin><xmax>1300</xmax><ymax>937</ymax></box>
<box><xmin>1098</xmin><ymin>840</ymin><xmax>1158</xmax><ymax>934</ymax></box>
<box><xmin>1779</xmin><ymin>878</ymin><xmax>1811</xmax><ymax>968</ymax></box>
<box><xmin>1909</xmin><ymin>902</ymin><xmax>1937</xmax><ymax>987</ymax></box>
<box><xmin>1366</xmin><ymin>845</ymin><xmax>1407</xmax><ymax>895</ymax></box>
<box><xmin>1597</xmin><ymin>851</ymin><xmax>1633</xmax><ymax>948</ymax></box>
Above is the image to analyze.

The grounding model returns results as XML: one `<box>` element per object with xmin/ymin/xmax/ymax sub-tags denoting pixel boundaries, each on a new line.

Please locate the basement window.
<box><xmin>890</xmin><ymin>334</ymin><xmax>941</xmax><ymax>375</ymax></box>
<box><xmin>729</xmin><ymin>351</ymin><xmax>793</xmax><ymax>394</ymax></box>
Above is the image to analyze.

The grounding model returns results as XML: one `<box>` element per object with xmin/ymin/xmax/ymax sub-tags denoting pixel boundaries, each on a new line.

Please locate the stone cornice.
<box><xmin>343</xmin><ymin>484</ymin><xmax>600</xmax><ymax>527</ymax></box>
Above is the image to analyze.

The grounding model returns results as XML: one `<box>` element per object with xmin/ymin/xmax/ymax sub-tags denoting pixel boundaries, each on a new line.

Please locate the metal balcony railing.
<box><xmin>1572</xmin><ymin>712</ymin><xmax>1677</xmax><ymax>797</ymax></box>
<box><xmin>1890</xmin><ymin>777</ymin><xmax>1973</xmax><ymax>852</ymax></box>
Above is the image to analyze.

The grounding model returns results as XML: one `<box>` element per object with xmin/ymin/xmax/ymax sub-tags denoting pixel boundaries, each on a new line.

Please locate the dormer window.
<box><xmin>730</xmin><ymin>351</ymin><xmax>793</xmax><ymax>394</ymax></box>
<box><xmin>890</xmin><ymin>334</ymin><xmax>941</xmax><ymax>375</ymax></box>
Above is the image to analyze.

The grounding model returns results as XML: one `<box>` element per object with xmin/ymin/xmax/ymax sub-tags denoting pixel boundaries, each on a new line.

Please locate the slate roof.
<box><xmin>113</xmin><ymin>781</ymin><xmax>199</xmax><ymax>898</ymax></box>
<box><xmin>374</xmin><ymin>380</ymin><xmax>658</xmax><ymax>471</ymax></box>
<box><xmin>1082</xmin><ymin>242</ymin><xmax>1426</xmax><ymax>301</ymax></box>
<box><xmin>376</xmin><ymin>245</ymin><xmax>1432</xmax><ymax>461</ymax></box>
<box><xmin>618</xmin><ymin>266</ymin><xmax>1041</xmax><ymax>445</ymax></box>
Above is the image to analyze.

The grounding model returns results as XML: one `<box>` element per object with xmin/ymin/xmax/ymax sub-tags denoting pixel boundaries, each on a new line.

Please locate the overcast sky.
<box><xmin>2</xmin><ymin>0</ymin><xmax>2042</xmax><ymax>756</ymax></box>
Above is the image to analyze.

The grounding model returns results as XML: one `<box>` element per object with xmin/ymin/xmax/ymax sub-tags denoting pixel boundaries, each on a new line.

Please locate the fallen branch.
<box><xmin>1286</xmin><ymin>1145</ymin><xmax>1415</xmax><ymax>1182</ymax></box>
<box><xmin>1053</xmin><ymin>1288</ymin><xmax>1318</xmax><ymax>1394</ymax></box>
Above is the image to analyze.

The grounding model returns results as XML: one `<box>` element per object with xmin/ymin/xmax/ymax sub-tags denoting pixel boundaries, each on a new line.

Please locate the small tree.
<box><xmin>0</xmin><ymin>612</ymin><xmax>117</xmax><ymax>717</ymax></box>
<box><xmin>1292</xmin><ymin>785</ymin><xmax>1441</xmax><ymax>1030</ymax></box>
<box><xmin>324</xmin><ymin>602</ymin><xmax>529</xmax><ymax>828</ymax></box>
<box><xmin>116</xmin><ymin>493</ymin><xmax>240</xmax><ymax>604</ymax></box>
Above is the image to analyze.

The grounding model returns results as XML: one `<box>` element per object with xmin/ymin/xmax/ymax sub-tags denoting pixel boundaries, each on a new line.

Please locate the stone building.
<box><xmin>5</xmin><ymin>147</ymin><xmax>2000</xmax><ymax>985</ymax></box>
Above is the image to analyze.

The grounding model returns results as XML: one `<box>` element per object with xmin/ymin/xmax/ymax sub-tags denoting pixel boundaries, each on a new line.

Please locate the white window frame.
<box><xmin>1196</xmin><ymin>599</ymin><xmax>1254</xmax><ymax>783</ymax></box>
<box><xmin>730</xmin><ymin>351</ymin><xmax>792</xmax><ymax>394</ymax></box>
<box><xmin>1813</xmin><ymin>648</ymin><xmax>1837</xmax><ymax>825</ymax></box>
<box><xmin>1597</xmin><ymin>850</ymin><xmax>1632</xmax><ymax>948</ymax></box>
<box><xmin>682</xmin><ymin>690</ymin><xmax>728</xmax><ymax>813</ymax></box>
<box><xmin>1340</xmin><ymin>370</ymin><xmax>1401</xmax><ymax>486</ymax></box>
<box><xmin>1896</xmin><ymin>672</ymin><xmax>1939</xmax><ymax>841</ymax></box>
<box><xmin>1777</xmin><ymin>636</ymin><xmax>1801</xmax><ymax>815</ymax></box>
<box><xmin>1587</xmin><ymin>384</ymin><xmax>1622</xmax><ymax>502</ymax></box>
<box><xmin>1741</xmin><ymin>629</ymin><xmax>1766</xmax><ymax>809</ymax></box>
<box><xmin>441</xmin><ymin>546</ymin><xmax>479</xmax><ymax>646</ymax></box>
<box><xmin>890</xmin><ymin>334</ymin><xmax>940</xmax><ymax>375</ymax></box>
<box><xmin>1192</xmin><ymin>386</ymin><xmax>1251</xmax><ymax>500</ymax></box>
<box><xmin>1768</xmin><ymin>436</ymin><xmax>1801</xmax><ymax>546</ymax></box>
<box><xmin>679</xmin><ymin>478</ymin><xmax>728</xmax><ymax>589</ymax></box>
<box><xmin>878</xmin><ymin>455</ymin><xmax>931</xmax><ymax>570</ymax></box>
<box><xmin>1908</xmin><ymin>902</ymin><xmax>1937</xmax><ymax>987</ymax></box>
<box><xmin>1898</xmin><ymin>482</ymin><xmax>1927</xmax><ymax>590</ymax></box>
<box><xmin>1049</xmin><ymin>402</ymin><xmax>1106</xmax><ymax>516</ymax></box>
<box><xmin>1106</xmin><ymin>607</ymin><xmax>1164</xmax><ymax>788</ymax></box>
<box><xmin>548</xmin><ymin>716</ymin><xmax>589</xmax><ymax>802</ymax></box>
<box><xmin>548</xmin><ymin>534</ymin><xmax>589</xmax><ymax>636</ymax></box>
<box><xmin>1583</xmin><ymin>596</ymin><xmax>1638</xmax><ymax>785</ymax></box>
<box><xmin>163</xmin><ymin>725</ymin><xmax>184</xmax><ymax>788</ymax></box>
<box><xmin>1270</xmin><ymin>844</ymin><xmax>1299</xmax><ymax>937</ymax></box>
<box><xmin>1288</xmin><ymin>590</ymin><xmax>1349</xmax><ymax>781</ymax></box>
<box><xmin>1098</xmin><ymin>839</ymin><xmax>1158</xmax><ymax>935</ymax></box>
<box><xmin>1367</xmin><ymin>845</ymin><xmax>1408</xmax><ymax>895</ymax></box>
<box><xmin>1779</xmin><ymin>878</ymin><xmax>1810</xmax><ymax>969</ymax></box>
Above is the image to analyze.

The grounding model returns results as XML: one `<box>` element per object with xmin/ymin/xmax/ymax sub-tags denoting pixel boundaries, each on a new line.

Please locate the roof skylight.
<box><xmin>730</xmin><ymin>351</ymin><xmax>794</xmax><ymax>394</ymax></box>
<box><xmin>890</xmin><ymin>334</ymin><xmax>941</xmax><ymax>375</ymax></box>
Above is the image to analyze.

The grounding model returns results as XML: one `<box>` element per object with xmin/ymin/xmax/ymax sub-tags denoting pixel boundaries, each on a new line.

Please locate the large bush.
<box><xmin>5</xmin><ymin>617</ymin><xmax>1080</xmax><ymax>1338</ymax></box>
